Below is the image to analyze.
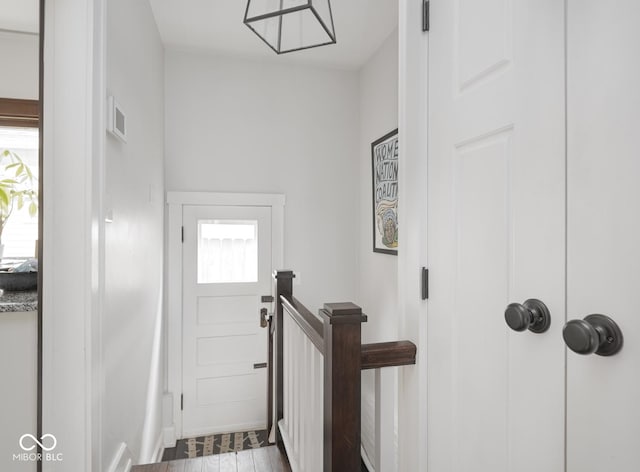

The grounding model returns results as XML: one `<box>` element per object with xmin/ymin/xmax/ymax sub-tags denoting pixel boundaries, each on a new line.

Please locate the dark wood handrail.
<box><xmin>281</xmin><ymin>295</ymin><xmax>324</xmax><ymax>354</ymax></box>
<box><xmin>361</xmin><ymin>340</ymin><xmax>417</xmax><ymax>370</ymax></box>
<box><xmin>280</xmin><ymin>297</ymin><xmax>417</xmax><ymax>369</ymax></box>
<box><xmin>279</xmin><ymin>296</ymin><xmax>417</xmax><ymax>370</ymax></box>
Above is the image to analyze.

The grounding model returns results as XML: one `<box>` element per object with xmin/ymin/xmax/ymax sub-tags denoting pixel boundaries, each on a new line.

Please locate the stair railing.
<box><xmin>269</xmin><ymin>270</ymin><xmax>416</xmax><ymax>472</ymax></box>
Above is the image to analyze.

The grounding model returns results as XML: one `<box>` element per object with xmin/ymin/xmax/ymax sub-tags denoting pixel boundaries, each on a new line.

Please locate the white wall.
<box><xmin>164</xmin><ymin>50</ymin><xmax>359</xmax><ymax>311</ymax></box>
<box><xmin>357</xmin><ymin>32</ymin><xmax>399</xmax><ymax>345</ymax></box>
<box><xmin>0</xmin><ymin>31</ymin><xmax>38</xmax><ymax>100</ymax></box>
<box><xmin>356</xmin><ymin>31</ymin><xmax>399</xmax><ymax>471</ymax></box>
<box><xmin>103</xmin><ymin>0</ymin><xmax>165</xmax><ymax>468</ymax></box>
<box><xmin>0</xmin><ymin>311</ymin><xmax>37</xmax><ymax>472</ymax></box>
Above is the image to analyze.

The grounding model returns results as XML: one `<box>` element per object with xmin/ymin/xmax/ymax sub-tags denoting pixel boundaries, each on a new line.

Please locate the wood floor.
<box><xmin>132</xmin><ymin>446</ymin><xmax>291</xmax><ymax>472</ymax></box>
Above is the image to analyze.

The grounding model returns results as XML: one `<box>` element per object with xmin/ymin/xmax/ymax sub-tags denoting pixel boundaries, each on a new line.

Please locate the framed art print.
<box><xmin>371</xmin><ymin>129</ymin><xmax>398</xmax><ymax>255</ymax></box>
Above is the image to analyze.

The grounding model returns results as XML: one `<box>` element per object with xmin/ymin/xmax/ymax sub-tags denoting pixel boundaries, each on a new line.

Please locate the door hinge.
<box><xmin>181</xmin><ymin>226</ymin><xmax>184</xmax><ymax>243</ymax></box>
<box><xmin>423</xmin><ymin>0</ymin><xmax>430</xmax><ymax>32</ymax></box>
<box><xmin>181</xmin><ymin>393</ymin><xmax>184</xmax><ymax>411</ymax></box>
<box><xmin>421</xmin><ymin>267</ymin><xmax>429</xmax><ymax>300</ymax></box>
<box><xmin>261</xmin><ymin>295</ymin><xmax>274</xmax><ymax>303</ymax></box>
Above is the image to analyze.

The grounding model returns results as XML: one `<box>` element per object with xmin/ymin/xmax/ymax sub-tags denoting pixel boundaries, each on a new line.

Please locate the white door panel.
<box><xmin>182</xmin><ymin>205</ymin><xmax>271</xmax><ymax>436</ymax></box>
<box><xmin>567</xmin><ymin>1</ymin><xmax>640</xmax><ymax>470</ymax></box>
<box><xmin>427</xmin><ymin>1</ymin><xmax>565</xmax><ymax>471</ymax></box>
<box><xmin>197</xmin><ymin>296</ymin><xmax>256</xmax><ymax>325</ymax></box>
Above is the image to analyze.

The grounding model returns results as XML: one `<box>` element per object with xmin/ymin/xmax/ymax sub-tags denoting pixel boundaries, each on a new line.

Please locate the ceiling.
<box><xmin>0</xmin><ymin>1</ymin><xmax>398</xmax><ymax>69</ymax></box>
<box><xmin>0</xmin><ymin>0</ymin><xmax>38</xmax><ymax>33</ymax></box>
<box><xmin>149</xmin><ymin>0</ymin><xmax>398</xmax><ymax>70</ymax></box>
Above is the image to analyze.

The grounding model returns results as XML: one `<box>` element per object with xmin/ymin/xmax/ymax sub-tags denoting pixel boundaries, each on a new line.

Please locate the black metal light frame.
<box><xmin>243</xmin><ymin>0</ymin><xmax>337</xmax><ymax>55</ymax></box>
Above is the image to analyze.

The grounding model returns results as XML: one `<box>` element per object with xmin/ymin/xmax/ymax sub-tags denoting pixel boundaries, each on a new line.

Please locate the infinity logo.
<box><xmin>19</xmin><ymin>434</ymin><xmax>57</xmax><ymax>452</ymax></box>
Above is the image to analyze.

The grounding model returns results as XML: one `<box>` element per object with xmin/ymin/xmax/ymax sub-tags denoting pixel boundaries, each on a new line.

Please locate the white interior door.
<box><xmin>426</xmin><ymin>1</ymin><xmax>566</xmax><ymax>471</ymax></box>
<box><xmin>182</xmin><ymin>204</ymin><xmax>272</xmax><ymax>436</ymax></box>
<box><xmin>566</xmin><ymin>1</ymin><xmax>640</xmax><ymax>470</ymax></box>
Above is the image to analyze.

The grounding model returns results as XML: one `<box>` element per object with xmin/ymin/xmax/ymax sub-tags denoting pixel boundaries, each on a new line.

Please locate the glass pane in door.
<box><xmin>197</xmin><ymin>219</ymin><xmax>258</xmax><ymax>284</ymax></box>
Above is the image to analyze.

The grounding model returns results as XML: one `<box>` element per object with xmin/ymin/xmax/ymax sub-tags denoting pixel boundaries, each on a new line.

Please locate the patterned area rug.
<box><xmin>172</xmin><ymin>430</ymin><xmax>269</xmax><ymax>459</ymax></box>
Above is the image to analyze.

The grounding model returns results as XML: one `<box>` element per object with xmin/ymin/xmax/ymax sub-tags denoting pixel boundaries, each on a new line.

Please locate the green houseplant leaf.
<box><xmin>0</xmin><ymin>149</ymin><xmax>38</xmax><ymax>242</ymax></box>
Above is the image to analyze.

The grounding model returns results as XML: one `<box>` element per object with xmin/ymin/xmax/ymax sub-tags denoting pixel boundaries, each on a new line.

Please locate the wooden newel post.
<box><xmin>273</xmin><ymin>270</ymin><xmax>294</xmax><ymax>451</ymax></box>
<box><xmin>321</xmin><ymin>302</ymin><xmax>367</xmax><ymax>472</ymax></box>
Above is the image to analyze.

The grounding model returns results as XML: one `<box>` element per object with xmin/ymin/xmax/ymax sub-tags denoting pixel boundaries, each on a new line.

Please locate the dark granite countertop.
<box><xmin>0</xmin><ymin>289</ymin><xmax>37</xmax><ymax>312</ymax></box>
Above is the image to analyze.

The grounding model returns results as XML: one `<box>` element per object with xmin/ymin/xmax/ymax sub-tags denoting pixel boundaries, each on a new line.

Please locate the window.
<box><xmin>197</xmin><ymin>220</ymin><xmax>258</xmax><ymax>284</ymax></box>
<box><xmin>0</xmin><ymin>98</ymin><xmax>39</xmax><ymax>259</ymax></box>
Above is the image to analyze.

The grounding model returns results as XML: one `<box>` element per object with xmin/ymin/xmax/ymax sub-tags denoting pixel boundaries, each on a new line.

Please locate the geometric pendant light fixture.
<box><xmin>244</xmin><ymin>0</ymin><xmax>337</xmax><ymax>54</ymax></box>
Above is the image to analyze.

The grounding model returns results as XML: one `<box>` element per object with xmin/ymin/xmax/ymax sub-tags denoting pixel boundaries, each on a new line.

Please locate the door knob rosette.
<box><xmin>504</xmin><ymin>299</ymin><xmax>551</xmax><ymax>334</ymax></box>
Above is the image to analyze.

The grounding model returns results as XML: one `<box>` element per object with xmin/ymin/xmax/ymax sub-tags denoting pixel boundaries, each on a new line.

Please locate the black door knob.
<box><xmin>504</xmin><ymin>299</ymin><xmax>551</xmax><ymax>333</ymax></box>
<box><xmin>563</xmin><ymin>314</ymin><xmax>623</xmax><ymax>356</ymax></box>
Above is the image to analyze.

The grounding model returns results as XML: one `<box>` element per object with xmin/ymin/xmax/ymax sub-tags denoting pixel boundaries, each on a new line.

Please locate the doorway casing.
<box><xmin>165</xmin><ymin>191</ymin><xmax>285</xmax><ymax>444</ymax></box>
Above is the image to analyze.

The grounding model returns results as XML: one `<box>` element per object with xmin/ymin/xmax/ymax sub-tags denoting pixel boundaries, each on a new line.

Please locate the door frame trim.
<box><xmin>166</xmin><ymin>191</ymin><xmax>285</xmax><ymax>444</ymax></box>
<box><xmin>397</xmin><ymin>1</ymin><xmax>429</xmax><ymax>470</ymax></box>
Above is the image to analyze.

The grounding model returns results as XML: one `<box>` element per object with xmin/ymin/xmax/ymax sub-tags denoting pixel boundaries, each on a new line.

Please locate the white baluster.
<box><xmin>316</xmin><ymin>346</ymin><xmax>324</xmax><ymax>472</ymax></box>
<box><xmin>285</xmin><ymin>315</ymin><xmax>292</xmax><ymax>435</ymax></box>
<box><xmin>293</xmin><ymin>321</ymin><xmax>300</xmax><ymax>456</ymax></box>
<box><xmin>283</xmin><ymin>315</ymin><xmax>289</xmax><ymax>433</ymax></box>
<box><xmin>376</xmin><ymin>367</ymin><xmax>398</xmax><ymax>472</ymax></box>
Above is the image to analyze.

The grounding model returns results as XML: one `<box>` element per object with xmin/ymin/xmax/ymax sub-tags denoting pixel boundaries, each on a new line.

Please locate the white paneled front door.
<box><xmin>182</xmin><ymin>205</ymin><xmax>272</xmax><ymax>437</ymax></box>
<box><xmin>426</xmin><ymin>1</ymin><xmax>639</xmax><ymax>471</ymax></box>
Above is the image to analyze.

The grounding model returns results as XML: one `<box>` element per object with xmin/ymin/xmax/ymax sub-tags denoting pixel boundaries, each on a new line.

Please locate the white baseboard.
<box><xmin>163</xmin><ymin>425</ymin><xmax>177</xmax><ymax>448</ymax></box>
<box><xmin>361</xmin><ymin>444</ymin><xmax>375</xmax><ymax>472</ymax></box>
<box><xmin>107</xmin><ymin>442</ymin><xmax>133</xmax><ymax>472</ymax></box>
<box><xmin>278</xmin><ymin>419</ymin><xmax>300</xmax><ymax>472</ymax></box>
<box><xmin>152</xmin><ymin>432</ymin><xmax>165</xmax><ymax>463</ymax></box>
